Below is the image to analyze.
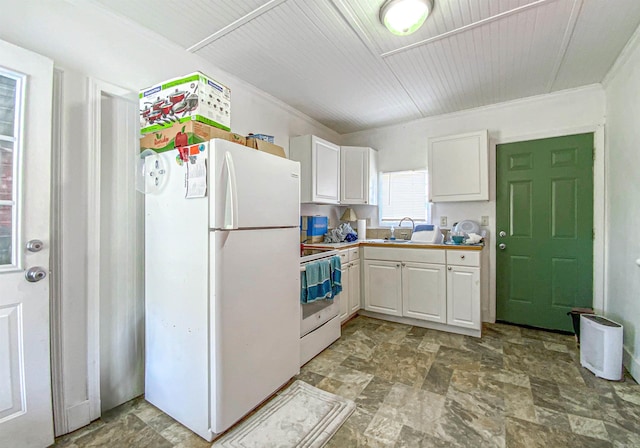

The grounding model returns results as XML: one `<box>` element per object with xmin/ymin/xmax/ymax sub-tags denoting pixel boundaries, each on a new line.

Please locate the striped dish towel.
<box><xmin>329</xmin><ymin>255</ymin><xmax>342</xmax><ymax>298</ymax></box>
<box><xmin>301</xmin><ymin>259</ymin><xmax>332</xmax><ymax>303</ymax></box>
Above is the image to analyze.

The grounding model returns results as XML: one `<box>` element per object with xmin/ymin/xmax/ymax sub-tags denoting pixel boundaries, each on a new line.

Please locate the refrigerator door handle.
<box><xmin>223</xmin><ymin>151</ymin><xmax>239</xmax><ymax>229</ymax></box>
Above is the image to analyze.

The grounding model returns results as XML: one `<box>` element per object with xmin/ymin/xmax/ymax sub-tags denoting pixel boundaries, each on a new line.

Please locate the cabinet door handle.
<box><xmin>401</xmin><ymin>262</ymin><xmax>406</xmax><ymax>266</ymax></box>
<box><xmin>448</xmin><ymin>267</ymin><xmax>452</xmax><ymax>271</ymax></box>
<box><xmin>460</xmin><ymin>255</ymin><xmax>465</xmax><ymax>259</ymax></box>
<box><xmin>396</xmin><ymin>264</ymin><xmax>401</xmax><ymax>268</ymax></box>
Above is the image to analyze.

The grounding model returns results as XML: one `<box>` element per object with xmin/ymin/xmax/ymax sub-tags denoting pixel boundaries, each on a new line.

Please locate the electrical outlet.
<box><xmin>481</xmin><ymin>216</ymin><xmax>489</xmax><ymax>226</ymax></box>
<box><xmin>440</xmin><ymin>216</ymin><xmax>447</xmax><ymax>227</ymax></box>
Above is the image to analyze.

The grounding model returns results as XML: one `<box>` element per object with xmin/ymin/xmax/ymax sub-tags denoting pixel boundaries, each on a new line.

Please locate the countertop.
<box><xmin>303</xmin><ymin>239</ymin><xmax>484</xmax><ymax>251</ymax></box>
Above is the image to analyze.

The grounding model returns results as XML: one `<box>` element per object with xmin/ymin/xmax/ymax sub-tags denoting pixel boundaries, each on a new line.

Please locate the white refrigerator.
<box><xmin>144</xmin><ymin>139</ymin><xmax>301</xmax><ymax>441</ymax></box>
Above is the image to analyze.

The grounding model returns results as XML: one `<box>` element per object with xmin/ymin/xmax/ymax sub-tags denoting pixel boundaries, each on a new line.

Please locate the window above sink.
<box><xmin>379</xmin><ymin>170</ymin><xmax>431</xmax><ymax>227</ymax></box>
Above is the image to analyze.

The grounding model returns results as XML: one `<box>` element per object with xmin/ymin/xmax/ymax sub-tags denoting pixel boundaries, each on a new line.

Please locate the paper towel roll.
<box><xmin>357</xmin><ymin>219</ymin><xmax>367</xmax><ymax>240</ymax></box>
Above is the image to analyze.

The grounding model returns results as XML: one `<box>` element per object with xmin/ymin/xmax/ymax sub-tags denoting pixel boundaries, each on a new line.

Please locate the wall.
<box><xmin>603</xmin><ymin>27</ymin><xmax>640</xmax><ymax>380</ymax></box>
<box><xmin>342</xmin><ymin>86</ymin><xmax>607</xmax><ymax>322</ymax></box>
<box><xmin>0</xmin><ymin>0</ymin><xmax>339</xmax><ymax>433</ymax></box>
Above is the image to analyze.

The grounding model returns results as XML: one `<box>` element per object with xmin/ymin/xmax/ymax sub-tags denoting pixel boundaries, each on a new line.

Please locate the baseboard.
<box><xmin>66</xmin><ymin>400</ymin><xmax>92</xmax><ymax>433</ymax></box>
<box><xmin>623</xmin><ymin>345</ymin><xmax>640</xmax><ymax>383</ymax></box>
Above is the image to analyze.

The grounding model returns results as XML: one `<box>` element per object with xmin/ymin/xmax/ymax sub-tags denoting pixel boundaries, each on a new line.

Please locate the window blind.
<box><xmin>380</xmin><ymin>170</ymin><xmax>428</xmax><ymax>223</ymax></box>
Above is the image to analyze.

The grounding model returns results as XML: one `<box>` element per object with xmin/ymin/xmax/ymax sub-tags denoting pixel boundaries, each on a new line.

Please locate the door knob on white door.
<box><xmin>26</xmin><ymin>239</ymin><xmax>44</xmax><ymax>252</ymax></box>
<box><xmin>25</xmin><ymin>267</ymin><xmax>47</xmax><ymax>283</ymax></box>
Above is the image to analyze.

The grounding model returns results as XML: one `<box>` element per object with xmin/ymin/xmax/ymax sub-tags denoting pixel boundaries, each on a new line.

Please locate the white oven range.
<box><xmin>299</xmin><ymin>248</ymin><xmax>342</xmax><ymax>366</ymax></box>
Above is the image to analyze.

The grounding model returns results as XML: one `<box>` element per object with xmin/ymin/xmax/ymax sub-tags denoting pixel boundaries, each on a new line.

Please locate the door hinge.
<box><xmin>593</xmin><ymin>147</ymin><xmax>596</xmax><ymax>161</ymax></box>
<box><xmin>593</xmin><ymin>228</ymin><xmax>595</xmax><ymax>240</ymax></box>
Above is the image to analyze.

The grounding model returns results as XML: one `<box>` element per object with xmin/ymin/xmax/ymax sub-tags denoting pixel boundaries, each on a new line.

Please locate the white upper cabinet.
<box><xmin>340</xmin><ymin>146</ymin><xmax>378</xmax><ymax>205</ymax></box>
<box><xmin>290</xmin><ymin>135</ymin><xmax>340</xmax><ymax>204</ymax></box>
<box><xmin>428</xmin><ymin>130</ymin><xmax>489</xmax><ymax>202</ymax></box>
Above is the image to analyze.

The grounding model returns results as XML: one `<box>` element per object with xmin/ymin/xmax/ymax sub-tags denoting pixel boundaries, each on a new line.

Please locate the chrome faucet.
<box><xmin>398</xmin><ymin>217</ymin><xmax>415</xmax><ymax>234</ymax></box>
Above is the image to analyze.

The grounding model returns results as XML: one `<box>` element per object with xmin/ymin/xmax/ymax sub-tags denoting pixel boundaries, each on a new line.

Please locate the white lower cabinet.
<box><xmin>363</xmin><ymin>260</ymin><xmax>402</xmax><ymax>316</ymax></box>
<box><xmin>339</xmin><ymin>259</ymin><xmax>350</xmax><ymax>322</ymax></box>
<box><xmin>349</xmin><ymin>260</ymin><xmax>361</xmax><ymax>314</ymax></box>
<box><xmin>402</xmin><ymin>262</ymin><xmax>447</xmax><ymax>324</ymax></box>
<box><xmin>446</xmin><ymin>265</ymin><xmax>480</xmax><ymax>330</ymax></box>
<box><xmin>339</xmin><ymin>248</ymin><xmax>362</xmax><ymax>324</ymax></box>
<box><xmin>363</xmin><ymin>247</ymin><xmax>482</xmax><ymax>335</ymax></box>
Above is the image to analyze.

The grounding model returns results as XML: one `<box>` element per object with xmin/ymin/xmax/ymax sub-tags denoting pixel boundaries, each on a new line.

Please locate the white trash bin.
<box><xmin>580</xmin><ymin>314</ymin><xmax>623</xmax><ymax>381</ymax></box>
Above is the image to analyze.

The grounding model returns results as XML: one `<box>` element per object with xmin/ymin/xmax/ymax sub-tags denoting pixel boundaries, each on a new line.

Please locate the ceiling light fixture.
<box><xmin>379</xmin><ymin>0</ymin><xmax>433</xmax><ymax>36</ymax></box>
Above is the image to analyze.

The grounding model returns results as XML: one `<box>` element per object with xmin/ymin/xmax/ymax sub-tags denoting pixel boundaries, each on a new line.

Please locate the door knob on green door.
<box><xmin>499</xmin><ymin>243</ymin><xmax>506</xmax><ymax>250</ymax></box>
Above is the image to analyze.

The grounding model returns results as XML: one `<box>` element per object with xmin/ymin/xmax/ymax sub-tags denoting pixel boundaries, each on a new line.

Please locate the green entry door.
<box><xmin>496</xmin><ymin>133</ymin><xmax>594</xmax><ymax>331</ymax></box>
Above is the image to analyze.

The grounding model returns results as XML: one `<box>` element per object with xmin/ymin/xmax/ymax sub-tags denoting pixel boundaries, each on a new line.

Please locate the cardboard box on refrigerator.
<box><xmin>246</xmin><ymin>137</ymin><xmax>286</xmax><ymax>158</ymax></box>
<box><xmin>139</xmin><ymin>121</ymin><xmax>245</xmax><ymax>153</ymax></box>
<box><xmin>139</xmin><ymin>71</ymin><xmax>231</xmax><ymax>135</ymax></box>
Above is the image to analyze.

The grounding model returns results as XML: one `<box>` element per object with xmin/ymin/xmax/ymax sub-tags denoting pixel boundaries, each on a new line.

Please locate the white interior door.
<box><xmin>0</xmin><ymin>39</ymin><xmax>54</xmax><ymax>447</ymax></box>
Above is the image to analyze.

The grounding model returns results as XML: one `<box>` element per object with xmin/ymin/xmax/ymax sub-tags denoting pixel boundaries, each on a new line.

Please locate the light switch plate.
<box><xmin>440</xmin><ymin>216</ymin><xmax>447</xmax><ymax>227</ymax></box>
<box><xmin>481</xmin><ymin>216</ymin><xmax>489</xmax><ymax>226</ymax></box>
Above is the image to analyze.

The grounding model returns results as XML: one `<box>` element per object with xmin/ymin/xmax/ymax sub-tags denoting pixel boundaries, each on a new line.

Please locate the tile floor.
<box><xmin>53</xmin><ymin>316</ymin><xmax>640</xmax><ymax>447</ymax></box>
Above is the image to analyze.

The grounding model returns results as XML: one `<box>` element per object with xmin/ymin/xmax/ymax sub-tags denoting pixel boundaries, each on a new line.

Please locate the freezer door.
<box><xmin>210</xmin><ymin>227</ymin><xmax>300</xmax><ymax>434</ymax></box>
<box><xmin>209</xmin><ymin>139</ymin><xmax>300</xmax><ymax>229</ymax></box>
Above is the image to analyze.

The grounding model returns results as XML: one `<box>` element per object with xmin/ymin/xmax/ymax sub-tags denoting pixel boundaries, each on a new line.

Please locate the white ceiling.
<box><xmin>93</xmin><ymin>0</ymin><xmax>640</xmax><ymax>134</ymax></box>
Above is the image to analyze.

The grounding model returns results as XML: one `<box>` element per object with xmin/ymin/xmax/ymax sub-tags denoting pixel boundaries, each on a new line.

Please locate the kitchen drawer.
<box><xmin>338</xmin><ymin>250</ymin><xmax>349</xmax><ymax>265</ymax></box>
<box><xmin>364</xmin><ymin>247</ymin><xmax>445</xmax><ymax>264</ymax></box>
<box><xmin>349</xmin><ymin>247</ymin><xmax>360</xmax><ymax>261</ymax></box>
<box><xmin>446</xmin><ymin>250</ymin><xmax>480</xmax><ymax>267</ymax></box>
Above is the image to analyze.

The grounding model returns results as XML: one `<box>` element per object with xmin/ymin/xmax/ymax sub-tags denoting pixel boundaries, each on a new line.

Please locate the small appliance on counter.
<box><xmin>452</xmin><ymin>220</ymin><xmax>481</xmax><ymax>236</ymax></box>
<box><xmin>411</xmin><ymin>224</ymin><xmax>444</xmax><ymax>244</ymax></box>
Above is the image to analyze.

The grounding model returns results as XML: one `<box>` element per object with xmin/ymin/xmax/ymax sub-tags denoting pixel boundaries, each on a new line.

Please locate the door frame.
<box><xmin>50</xmin><ymin>68</ymin><xmax>66</xmax><ymax>436</ymax></box>
<box><xmin>490</xmin><ymin>124</ymin><xmax>605</xmax><ymax>322</ymax></box>
<box><xmin>86</xmin><ymin>78</ymin><xmax>137</xmax><ymax>421</ymax></box>
<box><xmin>50</xmin><ymin>77</ymin><xmax>136</xmax><ymax>434</ymax></box>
